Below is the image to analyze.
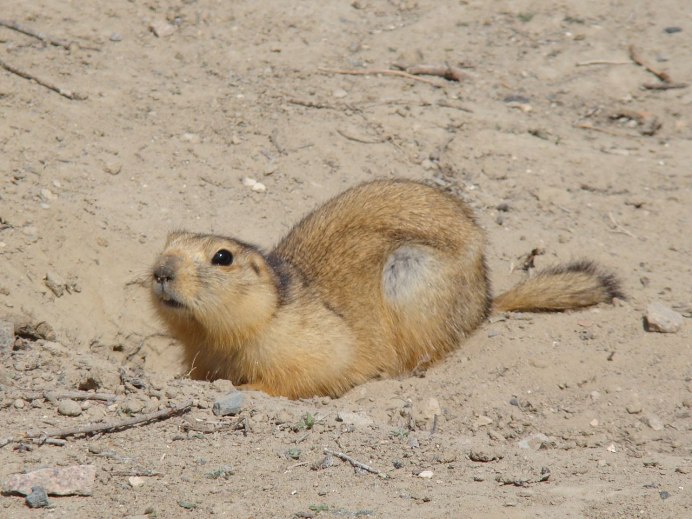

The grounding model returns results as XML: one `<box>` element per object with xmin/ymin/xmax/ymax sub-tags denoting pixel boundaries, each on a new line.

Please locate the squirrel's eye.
<box><xmin>211</xmin><ymin>249</ymin><xmax>233</xmax><ymax>266</ymax></box>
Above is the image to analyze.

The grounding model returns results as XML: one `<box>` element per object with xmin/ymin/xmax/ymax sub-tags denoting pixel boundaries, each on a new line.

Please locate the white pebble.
<box><xmin>418</xmin><ymin>470</ymin><xmax>433</xmax><ymax>479</ymax></box>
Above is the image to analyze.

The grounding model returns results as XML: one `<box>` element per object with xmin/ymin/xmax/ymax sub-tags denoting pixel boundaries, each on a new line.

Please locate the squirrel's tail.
<box><xmin>493</xmin><ymin>260</ymin><xmax>623</xmax><ymax>313</ymax></box>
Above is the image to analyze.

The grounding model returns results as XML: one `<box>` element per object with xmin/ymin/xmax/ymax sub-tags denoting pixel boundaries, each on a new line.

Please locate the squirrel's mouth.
<box><xmin>153</xmin><ymin>283</ymin><xmax>187</xmax><ymax>310</ymax></box>
<box><xmin>161</xmin><ymin>297</ymin><xmax>185</xmax><ymax>309</ymax></box>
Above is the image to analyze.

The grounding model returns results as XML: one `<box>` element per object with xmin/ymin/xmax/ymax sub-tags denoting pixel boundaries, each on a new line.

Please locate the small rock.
<box><xmin>181</xmin><ymin>132</ymin><xmax>200</xmax><ymax>143</ymax></box>
<box><xmin>0</xmin><ymin>320</ymin><xmax>13</xmax><ymax>353</ymax></box>
<box><xmin>626</xmin><ymin>402</ymin><xmax>643</xmax><ymax>414</ymax></box>
<box><xmin>644</xmin><ymin>414</ymin><xmax>664</xmax><ymax>431</ymax></box>
<box><xmin>128</xmin><ymin>476</ymin><xmax>145</xmax><ymax>488</ymax></box>
<box><xmin>120</xmin><ymin>398</ymin><xmax>145</xmax><ymax>415</ymax></box>
<box><xmin>212</xmin><ymin>391</ymin><xmax>245</xmax><ymax>416</ymax></box>
<box><xmin>473</xmin><ymin>415</ymin><xmax>493</xmax><ymax>428</ymax></box>
<box><xmin>251</xmin><ymin>182</ymin><xmax>267</xmax><ymax>193</ymax></box>
<box><xmin>606</xmin><ymin>443</ymin><xmax>617</xmax><ymax>453</ymax></box>
<box><xmin>336</xmin><ymin>411</ymin><xmax>373</xmax><ymax>427</ymax></box>
<box><xmin>25</xmin><ymin>486</ymin><xmax>49</xmax><ymax>508</ymax></box>
<box><xmin>14</xmin><ymin>399</ymin><xmax>25</xmax><ymax>410</ymax></box>
<box><xmin>3</xmin><ymin>465</ymin><xmax>96</xmax><ymax>496</ymax></box>
<box><xmin>645</xmin><ymin>302</ymin><xmax>683</xmax><ymax>333</ymax></box>
<box><xmin>103</xmin><ymin>161</ymin><xmax>122</xmax><ymax>175</ymax></box>
<box><xmin>529</xmin><ymin>358</ymin><xmax>548</xmax><ymax>368</ymax></box>
<box><xmin>664</xmin><ymin>27</ymin><xmax>682</xmax><ymax>34</ymax></box>
<box><xmin>517</xmin><ymin>433</ymin><xmax>552</xmax><ymax>450</ymax></box>
<box><xmin>149</xmin><ymin>20</ymin><xmax>176</xmax><ymax>38</ymax></box>
<box><xmin>332</xmin><ymin>89</ymin><xmax>348</xmax><ymax>98</ymax></box>
<box><xmin>407</xmin><ymin>435</ymin><xmax>420</xmax><ymax>449</ymax></box>
<box><xmin>469</xmin><ymin>449</ymin><xmax>502</xmax><ymax>462</ymax></box>
<box><xmin>109</xmin><ymin>33</ymin><xmax>123</xmax><ymax>42</ymax></box>
<box><xmin>211</xmin><ymin>379</ymin><xmax>234</xmax><ymax>392</ymax></box>
<box><xmin>44</xmin><ymin>272</ymin><xmax>67</xmax><ymax>297</ymax></box>
<box><xmin>242</xmin><ymin>177</ymin><xmax>257</xmax><ymax>187</ymax></box>
<box><xmin>40</xmin><ymin>188</ymin><xmax>58</xmax><ymax>201</ymax></box>
<box><xmin>589</xmin><ymin>418</ymin><xmax>599</xmax><ymax>427</ymax></box>
<box><xmin>58</xmin><ymin>399</ymin><xmax>82</xmax><ymax>417</ymax></box>
<box><xmin>418</xmin><ymin>470</ymin><xmax>433</xmax><ymax>479</ymax></box>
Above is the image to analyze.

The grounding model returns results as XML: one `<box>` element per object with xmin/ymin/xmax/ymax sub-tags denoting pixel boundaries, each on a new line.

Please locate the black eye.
<box><xmin>211</xmin><ymin>249</ymin><xmax>233</xmax><ymax>266</ymax></box>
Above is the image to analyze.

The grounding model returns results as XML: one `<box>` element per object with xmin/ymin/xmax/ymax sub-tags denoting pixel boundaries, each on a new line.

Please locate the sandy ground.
<box><xmin>1</xmin><ymin>1</ymin><xmax>691</xmax><ymax>517</ymax></box>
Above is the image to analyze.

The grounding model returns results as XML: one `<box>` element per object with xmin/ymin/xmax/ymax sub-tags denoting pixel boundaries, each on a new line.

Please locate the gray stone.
<box><xmin>645</xmin><ymin>302</ymin><xmax>684</xmax><ymax>333</ymax></box>
<box><xmin>212</xmin><ymin>391</ymin><xmax>245</xmax><ymax>416</ymax></box>
<box><xmin>58</xmin><ymin>399</ymin><xmax>82</xmax><ymax>417</ymax></box>
<box><xmin>0</xmin><ymin>320</ymin><xmax>14</xmax><ymax>353</ymax></box>
<box><xmin>25</xmin><ymin>486</ymin><xmax>49</xmax><ymax>508</ymax></box>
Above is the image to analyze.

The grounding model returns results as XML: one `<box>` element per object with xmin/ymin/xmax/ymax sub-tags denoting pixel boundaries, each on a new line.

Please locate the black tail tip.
<box><xmin>547</xmin><ymin>260</ymin><xmax>625</xmax><ymax>301</ymax></box>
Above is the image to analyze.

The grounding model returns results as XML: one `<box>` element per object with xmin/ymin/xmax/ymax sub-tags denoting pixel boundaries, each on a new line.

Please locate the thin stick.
<box><xmin>607</xmin><ymin>212</ymin><xmax>637</xmax><ymax>239</ymax></box>
<box><xmin>576</xmin><ymin>60</ymin><xmax>631</xmax><ymax>67</ymax></box>
<box><xmin>46</xmin><ymin>390</ymin><xmax>117</xmax><ymax>402</ymax></box>
<box><xmin>324</xmin><ymin>448</ymin><xmax>388</xmax><ymax>478</ymax></box>
<box><xmin>642</xmin><ymin>82</ymin><xmax>687</xmax><ymax>90</ymax></box>
<box><xmin>401</xmin><ymin>64</ymin><xmax>467</xmax><ymax>82</ymax></box>
<box><xmin>319</xmin><ymin>67</ymin><xmax>443</xmax><ymax>88</ymax></box>
<box><xmin>0</xmin><ymin>57</ymin><xmax>87</xmax><ymax>100</ymax></box>
<box><xmin>628</xmin><ymin>45</ymin><xmax>672</xmax><ymax>83</ymax></box>
<box><xmin>0</xmin><ymin>19</ymin><xmax>72</xmax><ymax>50</ymax></box>
<box><xmin>26</xmin><ymin>401</ymin><xmax>193</xmax><ymax>439</ymax></box>
<box><xmin>9</xmin><ymin>389</ymin><xmax>117</xmax><ymax>403</ymax></box>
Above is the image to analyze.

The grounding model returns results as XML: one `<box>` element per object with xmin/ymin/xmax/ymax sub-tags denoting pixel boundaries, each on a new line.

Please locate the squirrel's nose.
<box><xmin>153</xmin><ymin>256</ymin><xmax>180</xmax><ymax>283</ymax></box>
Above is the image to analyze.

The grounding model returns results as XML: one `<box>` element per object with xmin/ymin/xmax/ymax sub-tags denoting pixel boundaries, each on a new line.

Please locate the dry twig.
<box><xmin>607</xmin><ymin>212</ymin><xmax>637</xmax><ymax>239</ymax></box>
<box><xmin>10</xmin><ymin>389</ymin><xmax>117</xmax><ymax>403</ymax></box>
<box><xmin>628</xmin><ymin>45</ymin><xmax>687</xmax><ymax>89</ymax></box>
<box><xmin>0</xmin><ymin>57</ymin><xmax>87</xmax><ymax>100</ymax></box>
<box><xmin>0</xmin><ymin>18</ymin><xmax>100</xmax><ymax>51</ymax></box>
<box><xmin>642</xmin><ymin>82</ymin><xmax>687</xmax><ymax>90</ymax></box>
<box><xmin>576</xmin><ymin>60</ymin><xmax>631</xmax><ymax>67</ymax></box>
<box><xmin>394</xmin><ymin>63</ymin><xmax>467</xmax><ymax>82</ymax></box>
<box><xmin>26</xmin><ymin>401</ymin><xmax>193</xmax><ymax>440</ymax></box>
<box><xmin>0</xmin><ymin>18</ymin><xmax>72</xmax><ymax>50</ymax></box>
<box><xmin>319</xmin><ymin>67</ymin><xmax>443</xmax><ymax>87</ymax></box>
<box><xmin>324</xmin><ymin>448</ymin><xmax>388</xmax><ymax>478</ymax></box>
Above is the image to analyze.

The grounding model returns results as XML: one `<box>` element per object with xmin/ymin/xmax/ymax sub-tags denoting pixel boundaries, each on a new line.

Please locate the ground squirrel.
<box><xmin>151</xmin><ymin>179</ymin><xmax>622</xmax><ymax>398</ymax></box>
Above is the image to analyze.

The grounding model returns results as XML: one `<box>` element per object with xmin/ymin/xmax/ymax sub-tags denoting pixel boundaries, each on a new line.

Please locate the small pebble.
<box><xmin>120</xmin><ymin>398</ymin><xmax>145</xmax><ymax>415</ymax></box>
<box><xmin>645</xmin><ymin>302</ymin><xmax>683</xmax><ymax>333</ymax></box>
<box><xmin>40</xmin><ymin>188</ymin><xmax>58</xmax><ymax>201</ymax></box>
<box><xmin>103</xmin><ymin>161</ymin><xmax>122</xmax><ymax>176</ymax></box>
<box><xmin>418</xmin><ymin>470</ymin><xmax>433</xmax><ymax>479</ymax></box>
<box><xmin>473</xmin><ymin>415</ymin><xmax>493</xmax><ymax>428</ymax></box>
<box><xmin>109</xmin><ymin>33</ymin><xmax>123</xmax><ymax>42</ymax></box>
<box><xmin>14</xmin><ymin>399</ymin><xmax>25</xmax><ymax>410</ymax></box>
<box><xmin>25</xmin><ymin>486</ymin><xmax>49</xmax><ymax>508</ymax></box>
<box><xmin>58</xmin><ymin>399</ymin><xmax>82</xmax><ymax>417</ymax></box>
<box><xmin>149</xmin><ymin>20</ymin><xmax>176</xmax><ymax>38</ymax></box>
<box><xmin>644</xmin><ymin>414</ymin><xmax>664</xmax><ymax>431</ymax></box>
<box><xmin>251</xmin><ymin>182</ymin><xmax>267</xmax><ymax>193</ymax></box>
<box><xmin>128</xmin><ymin>476</ymin><xmax>145</xmax><ymax>488</ymax></box>
<box><xmin>332</xmin><ymin>89</ymin><xmax>348</xmax><ymax>98</ymax></box>
<box><xmin>212</xmin><ymin>391</ymin><xmax>245</xmax><ymax>416</ymax></box>
<box><xmin>212</xmin><ymin>379</ymin><xmax>234</xmax><ymax>392</ymax></box>
<box><xmin>664</xmin><ymin>27</ymin><xmax>682</xmax><ymax>34</ymax></box>
<box><xmin>626</xmin><ymin>402</ymin><xmax>643</xmax><ymax>414</ymax></box>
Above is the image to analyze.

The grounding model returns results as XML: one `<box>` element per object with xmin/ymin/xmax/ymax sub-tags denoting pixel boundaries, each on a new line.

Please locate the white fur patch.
<box><xmin>382</xmin><ymin>246</ymin><xmax>431</xmax><ymax>302</ymax></box>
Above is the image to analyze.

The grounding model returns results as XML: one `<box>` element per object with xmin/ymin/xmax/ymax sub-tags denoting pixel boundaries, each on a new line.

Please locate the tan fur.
<box><xmin>151</xmin><ymin>180</ymin><xmax>621</xmax><ymax>398</ymax></box>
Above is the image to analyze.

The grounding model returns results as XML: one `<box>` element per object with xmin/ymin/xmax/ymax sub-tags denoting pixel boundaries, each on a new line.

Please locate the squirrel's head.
<box><xmin>151</xmin><ymin>232</ymin><xmax>278</xmax><ymax>344</ymax></box>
